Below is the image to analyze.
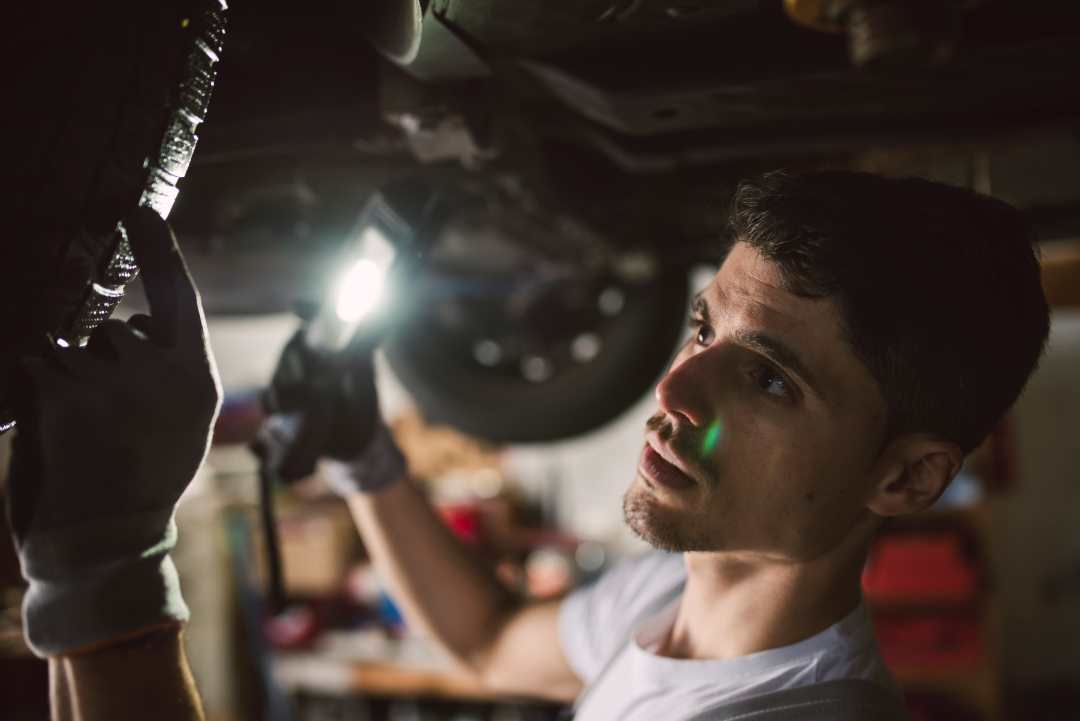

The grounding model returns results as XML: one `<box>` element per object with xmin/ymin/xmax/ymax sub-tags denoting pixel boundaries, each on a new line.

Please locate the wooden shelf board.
<box><xmin>271</xmin><ymin>652</ymin><xmax>514</xmax><ymax>703</ymax></box>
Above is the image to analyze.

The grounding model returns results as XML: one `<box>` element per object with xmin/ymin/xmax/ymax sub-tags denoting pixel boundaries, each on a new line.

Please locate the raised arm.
<box><xmin>258</xmin><ymin>320</ymin><xmax>583</xmax><ymax>702</ymax></box>
<box><xmin>7</xmin><ymin>209</ymin><xmax>220</xmax><ymax>720</ymax></box>
<box><xmin>343</xmin><ymin>471</ymin><xmax>582</xmax><ymax>701</ymax></box>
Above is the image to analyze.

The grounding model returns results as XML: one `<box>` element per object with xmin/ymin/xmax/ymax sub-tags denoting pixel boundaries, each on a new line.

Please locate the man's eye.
<box><xmin>689</xmin><ymin>317</ymin><xmax>714</xmax><ymax>345</ymax></box>
<box><xmin>752</xmin><ymin>365</ymin><xmax>792</xmax><ymax>399</ymax></box>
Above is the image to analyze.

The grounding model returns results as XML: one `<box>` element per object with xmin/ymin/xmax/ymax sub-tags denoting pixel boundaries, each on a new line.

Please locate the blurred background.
<box><xmin>3</xmin><ymin>1</ymin><xmax>1080</xmax><ymax>720</ymax></box>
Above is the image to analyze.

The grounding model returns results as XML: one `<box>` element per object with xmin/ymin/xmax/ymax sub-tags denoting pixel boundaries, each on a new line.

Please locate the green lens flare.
<box><xmin>701</xmin><ymin>419</ymin><xmax>723</xmax><ymax>458</ymax></box>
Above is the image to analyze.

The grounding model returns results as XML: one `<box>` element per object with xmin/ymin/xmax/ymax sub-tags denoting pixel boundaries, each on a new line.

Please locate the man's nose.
<box><xmin>654</xmin><ymin>350</ymin><xmax>713</xmax><ymax>428</ymax></box>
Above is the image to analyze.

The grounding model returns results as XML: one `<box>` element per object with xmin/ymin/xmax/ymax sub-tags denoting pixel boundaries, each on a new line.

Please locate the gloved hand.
<box><xmin>254</xmin><ymin>324</ymin><xmax>406</xmax><ymax>495</ymax></box>
<box><xmin>6</xmin><ymin>207</ymin><xmax>222</xmax><ymax>657</ymax></box>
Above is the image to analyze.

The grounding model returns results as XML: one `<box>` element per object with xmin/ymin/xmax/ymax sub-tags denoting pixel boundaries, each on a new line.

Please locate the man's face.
<box><xmin>624</xmin><ymin>242</ymin><xmax>889</xmax><ymax>561</ymax></box>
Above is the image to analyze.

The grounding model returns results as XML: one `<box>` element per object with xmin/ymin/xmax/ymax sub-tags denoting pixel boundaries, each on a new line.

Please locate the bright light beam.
<box><xmin>335</xmin><ymin>258</ymin><xmax>386</xmax><ymax>323</ymax></box>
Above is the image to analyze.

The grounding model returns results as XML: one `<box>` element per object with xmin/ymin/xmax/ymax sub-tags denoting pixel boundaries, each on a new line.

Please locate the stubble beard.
<box><xmin>622</xmin><ymin>478</ymin><xmax>717</xmax><ymax>553</ymax></box>
<box><xmin>623</xmin><ymin>481</ymin><xmax>683</xmax><ymax>552</ymax></box>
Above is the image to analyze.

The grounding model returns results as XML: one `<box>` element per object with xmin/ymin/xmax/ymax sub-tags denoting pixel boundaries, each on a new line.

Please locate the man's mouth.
<box><xmin>638</xmin><ymin>443</ymin><xmax>697</xmax><ymax>491</ymax></box>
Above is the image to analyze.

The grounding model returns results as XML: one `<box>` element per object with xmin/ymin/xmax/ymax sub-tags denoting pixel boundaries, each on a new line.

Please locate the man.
<box><xmin>6</xmin><ymin>171</ymin><xmax>1049</xmax><ymax>720</ymax></box>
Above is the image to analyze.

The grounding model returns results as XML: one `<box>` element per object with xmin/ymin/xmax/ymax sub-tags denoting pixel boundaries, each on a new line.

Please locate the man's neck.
<box><xmin>655</xmin><ymin>522</ymin><xmax>874</xmax><ymax>661</ymax></box>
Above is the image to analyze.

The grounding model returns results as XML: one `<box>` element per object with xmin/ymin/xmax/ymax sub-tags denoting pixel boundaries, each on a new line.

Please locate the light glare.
<box><xmin>335</xmin><ymin>259</ymin><xmax>385</xmax><ymax>323</ymax></box>
<box><xmin>701</xmin><ymin>419</ymin><xmax>723</xmax><ymax>458</ymax></box>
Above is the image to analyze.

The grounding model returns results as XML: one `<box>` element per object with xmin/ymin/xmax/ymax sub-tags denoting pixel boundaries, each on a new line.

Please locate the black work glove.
<box><xmin>254</xmin><ymin>326</ymin><xmax>406</xmax><ymax>495</ymax></box>
<box><xmin>6</xmin><ymin>208</ymin><xmax>222</xmax><ymax>656</ymax></box>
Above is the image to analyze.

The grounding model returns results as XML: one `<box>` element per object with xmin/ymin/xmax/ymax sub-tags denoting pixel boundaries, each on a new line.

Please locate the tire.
<box><xmin>383</xmin><ymin>270</ymin><xmax>689</xmax><ymax>443</ymax></box>
<box><xmin>3</xmin><ymin>2</ymin><xmax>227</xmax><ymax>432</ymax></box>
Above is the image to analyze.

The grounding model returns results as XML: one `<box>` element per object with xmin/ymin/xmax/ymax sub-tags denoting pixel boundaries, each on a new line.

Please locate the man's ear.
<box><xmin>866</xmin><ymin>435</ymin><xmax>964</xmax><ymax>517</ymax></box>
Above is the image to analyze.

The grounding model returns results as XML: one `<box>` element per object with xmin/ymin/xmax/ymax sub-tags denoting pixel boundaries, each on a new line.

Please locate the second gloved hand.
<box><xmin>255</xmin><ymin>326</ymin><xmax>406</xmax><ymax>495</ymax></box>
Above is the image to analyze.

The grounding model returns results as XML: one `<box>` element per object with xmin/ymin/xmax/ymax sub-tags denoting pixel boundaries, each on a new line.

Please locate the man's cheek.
<box><xmin>720</xmin><ymin>408</ymin><xmax>783</xmax><ymax>465</ymax></box>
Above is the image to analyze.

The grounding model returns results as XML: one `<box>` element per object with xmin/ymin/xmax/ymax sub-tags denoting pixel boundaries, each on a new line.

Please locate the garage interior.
<box><xmin>3</xmin><ymin>2</ymin><xmax>1080</xmax><ymax>720</ymax></box>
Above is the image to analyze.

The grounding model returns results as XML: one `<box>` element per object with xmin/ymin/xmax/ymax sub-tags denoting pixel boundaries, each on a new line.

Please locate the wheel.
<box><xmin>3</xmin><ymin>1</ymin><xmax>228</xmax><ymax>432</ymax></box>
<box><xmin>384</xmin><ymin>267</ymin><xmax>689</xmax><ymax>443</ymax></box>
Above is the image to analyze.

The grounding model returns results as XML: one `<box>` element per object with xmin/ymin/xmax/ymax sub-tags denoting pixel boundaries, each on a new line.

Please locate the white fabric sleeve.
<box><xmin>557</xmin><ymin>551</ymin><xmax>686</xmax><ymax>684</ymax></box>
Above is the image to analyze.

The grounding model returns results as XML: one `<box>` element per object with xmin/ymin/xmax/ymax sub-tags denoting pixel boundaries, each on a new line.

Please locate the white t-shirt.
<box><xmin>558</xmin><ymin>552</ymin><xmax>900</xmax><ymax>721</ymax></box>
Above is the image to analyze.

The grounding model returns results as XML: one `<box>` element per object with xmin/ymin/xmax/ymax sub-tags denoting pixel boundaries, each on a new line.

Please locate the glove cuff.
<box><xmin>319</xmin><ymin>421</ymin><xmax>407</xmax><ymax>496</ymax></box>
<box><xmin>19</xmin><ymin>512</ymin><xmax>188</xmax><ymax>657</ymax></box>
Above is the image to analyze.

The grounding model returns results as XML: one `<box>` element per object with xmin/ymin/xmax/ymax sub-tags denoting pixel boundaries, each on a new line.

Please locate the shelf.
<box><xmin>1042</xmin><ymin>241</ymin><xmax>1080</xmax><ymax>308</ymax></box>
<box><xmin>271</xmin><ymin>652</ymin><xmax>504</xmax><ymax>703</ymax></box>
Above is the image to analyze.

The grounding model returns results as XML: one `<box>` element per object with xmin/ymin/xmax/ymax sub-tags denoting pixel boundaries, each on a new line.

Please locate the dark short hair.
<box><xmin>728</xmin><ymin>170</ymin><xmax>1050</xmax><ymax>453</ymax></box>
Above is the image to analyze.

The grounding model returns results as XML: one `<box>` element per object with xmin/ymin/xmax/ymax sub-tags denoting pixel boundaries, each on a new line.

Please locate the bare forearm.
<box><xmin>345</xmin><ymin>477</ymin><xmax>519</xmax><ymax>671</ymax></box>
<box><xmin>49</xmin><ymin>626</ymin><xmax>205</xmax><ymax>721</ymax></box>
